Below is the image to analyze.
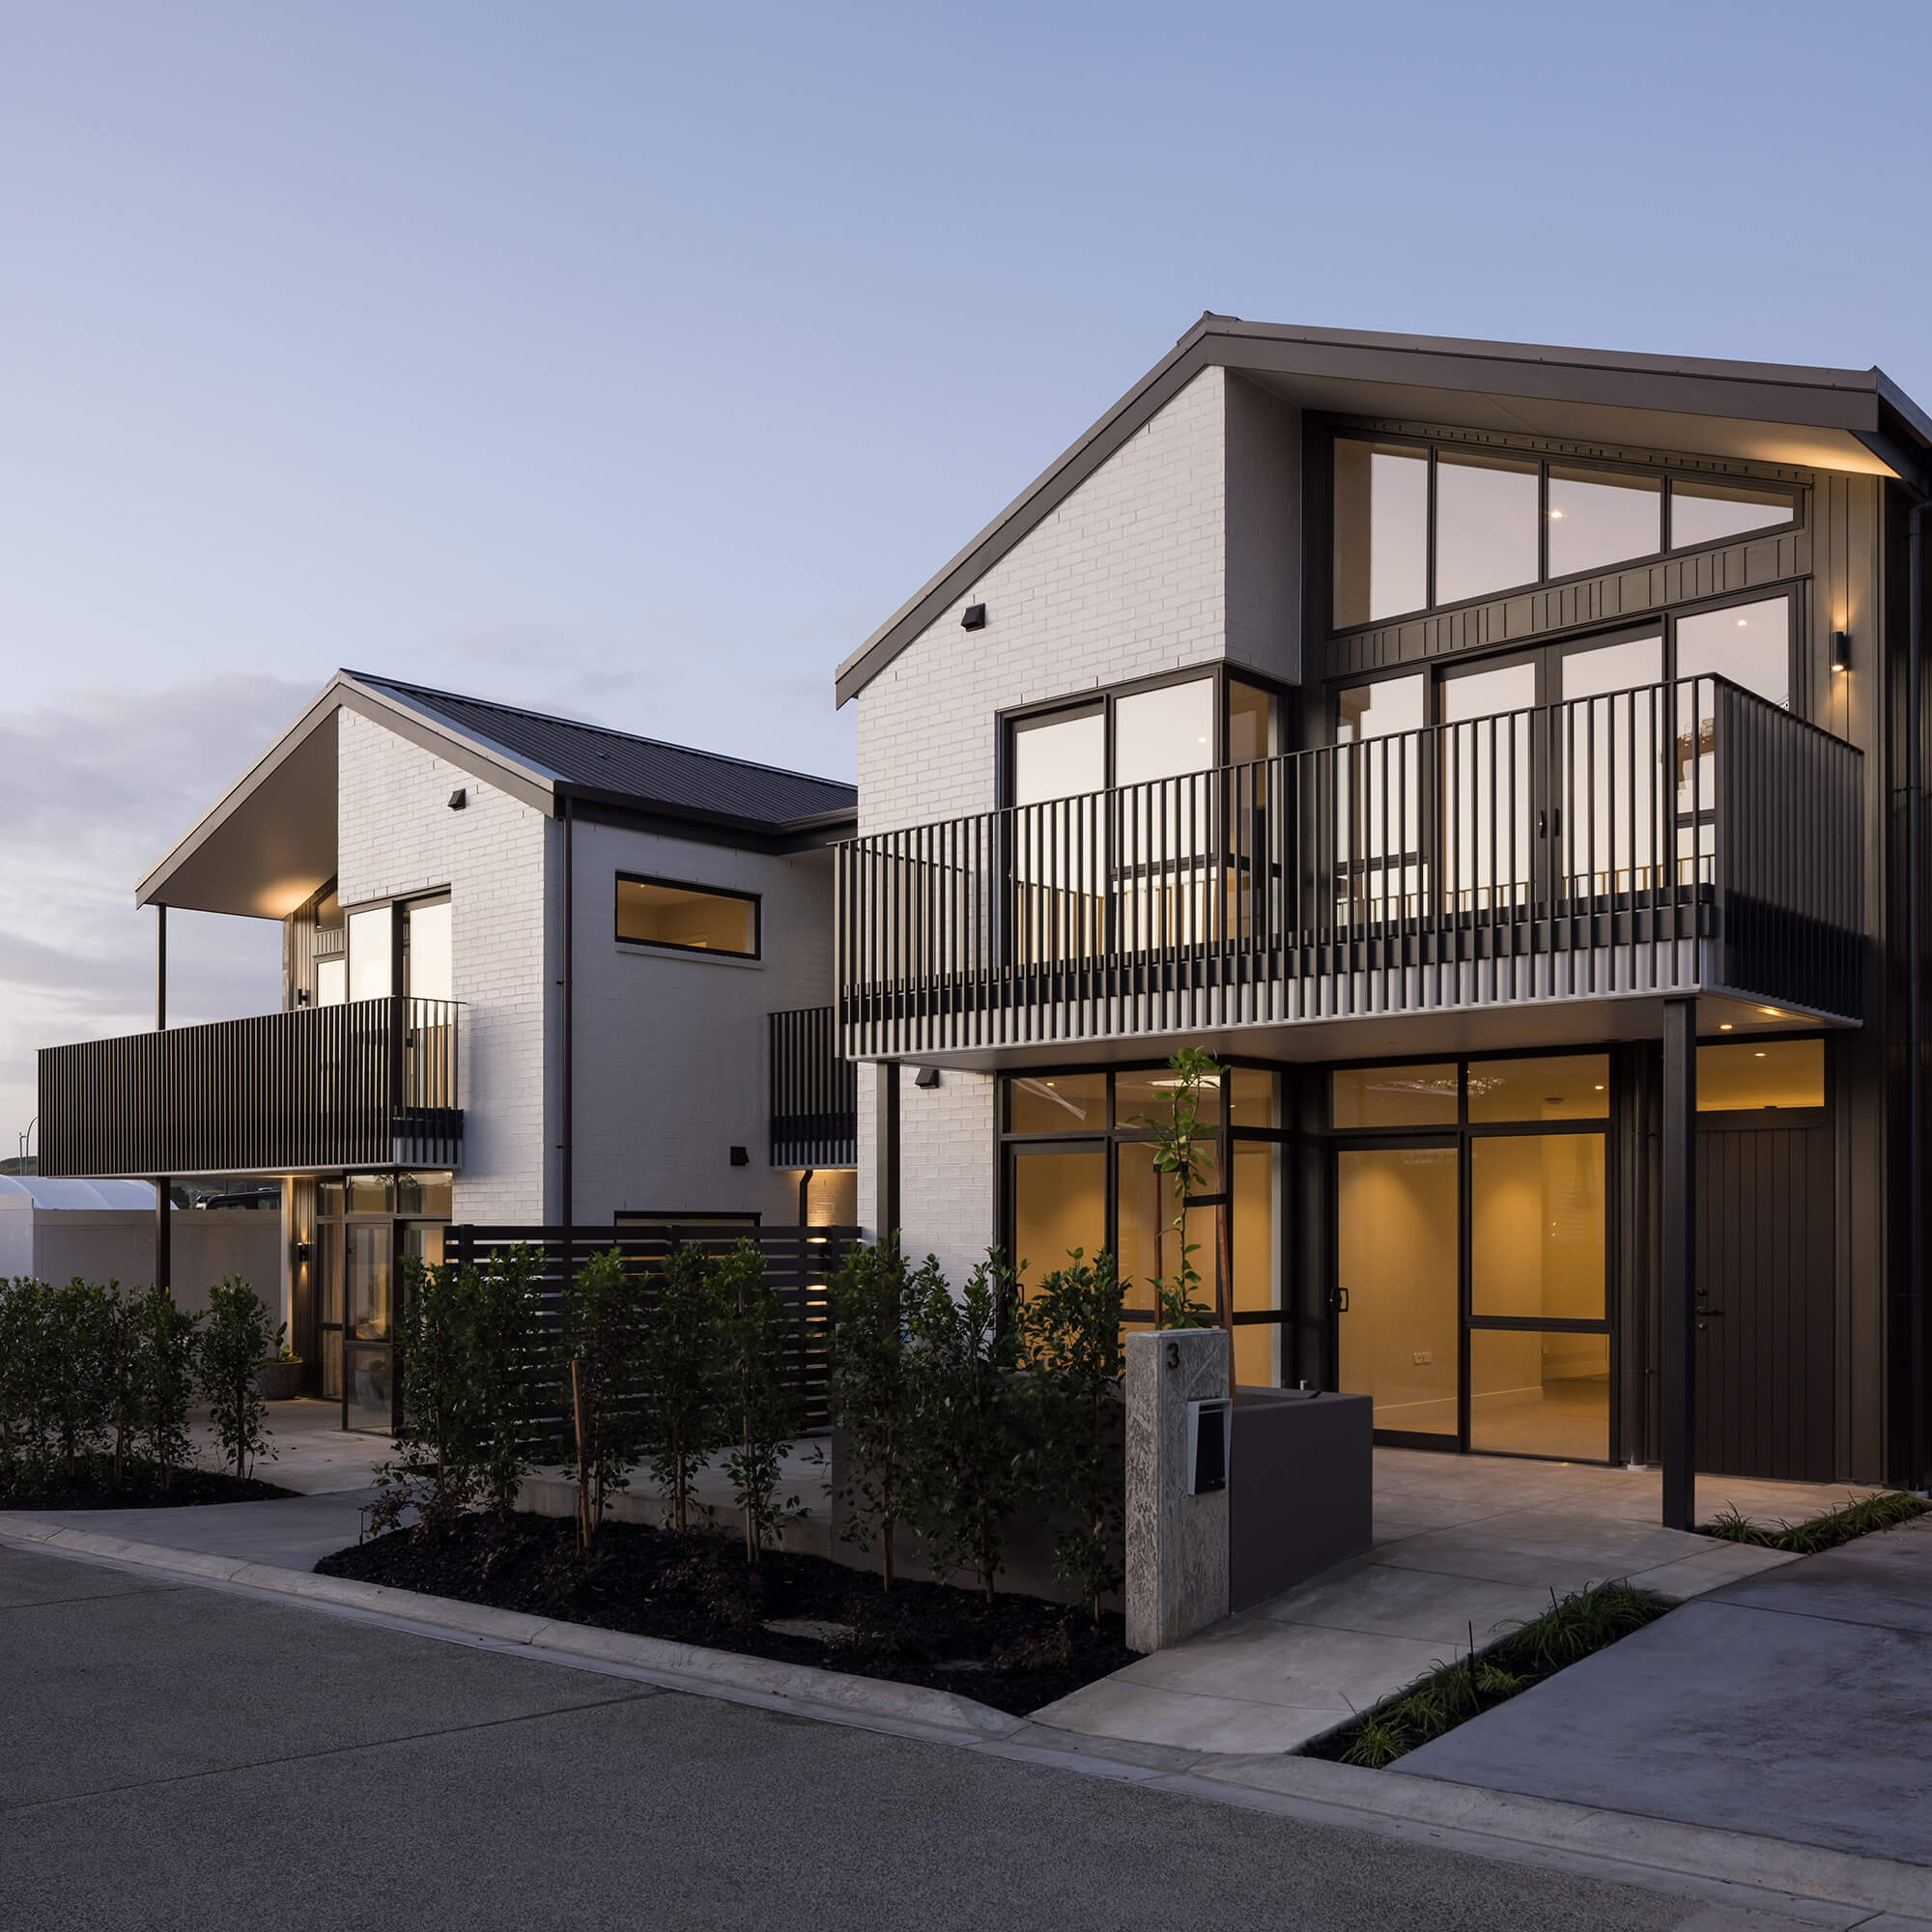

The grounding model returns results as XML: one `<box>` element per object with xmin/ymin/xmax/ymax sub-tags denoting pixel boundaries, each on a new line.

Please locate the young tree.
<box><xmin>1124</xmin><ymin>1046</ymin><xmax>1220</xmax><ymax>1331</ymax></box>
<box><xmin>826</xmin><ymin>1241</ymin><xmax>935</xmax><ymax>1591</ymax></box>
<box><xmin>467</xmin><ymin>1243</ymin><xmax>547</xmax><ymax>1516</ymax></box>
<box><xmin>99</xmin><ymin>1282</ymin><xmax>140</xmax><ymax>1491</ymax></box>
<box><xmin>1021</xmin><ymin>1249</ymin><xmax>1127</xmax><ymax>1624</ymax></box>
<box><xmin>637</xmin><ymin>1243</ymin><xmax>724</xmax><ymax>1536</ymax></box>
<box><xmin>129</xmin><ymin>1282</ymin><xmax>201</xmax><ymax>1492</ymax></box>
<box><xmin>712</xmin><ymin>1240</ymin><xmax>804</xmax><ymax>1566</ymax></box>
<box><xmin>47</xmin><ymin>1278</ymin><xmax>114</xmax><ymax>1482</ymax></box>
<box><xmin>903</xmin><ymin>1251</ymin><xmax>1031</xmax><ymax>1605</ymax></box>
<box><xmin>374</xmin><ymin>1254</ymin><xmax>480</xmax><ymax>1535</ymax></box>
<box><xmin>560</xmin><ymin>1247</ymin><xmax>647</xmax><ymax>1550</ymax></box>
<box><xmin>199</xmin><ymin>1276</ymin><xmax>282</xmax><ymax>1481</ymax></box>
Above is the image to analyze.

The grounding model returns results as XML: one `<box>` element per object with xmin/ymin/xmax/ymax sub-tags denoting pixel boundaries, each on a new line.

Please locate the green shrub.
<box><xmin>129</xmin><ymin>1282</ymin><xmax>201</xmax><ymax>1491</ymax></box>
<box><xmin>560</xmin><ymin>1248</ymin><xmax>648</xmax><ymax>1550</ymax></box>
<box><xmin>637</xmin><ymin>1244</ymin><xmax>724</xmax><ymax>1536</ymax></box>
<box><xmin>712</xmin><ymin>1239</ymin><xmax>805</xmax><ymax>1564</ymax></box>
<box><xmin>902</xmin><ymin>1250</ymin><xmax>1030</xmax><ymax>1605</ymax></box>
<box><xmin>1022</xmin><ymin>1248</ymin><xmax>1127</xmax><ymax>1624</ymax></box>
<box><xmin>198</xmin><ymin>1276</ymin><xmax>282</xmax><ymax>1480</ymax></box>
<box><xmin>827</xmin><ymin>1241</ymin><xmax>932</xmax><ymax>1591</ymax></box>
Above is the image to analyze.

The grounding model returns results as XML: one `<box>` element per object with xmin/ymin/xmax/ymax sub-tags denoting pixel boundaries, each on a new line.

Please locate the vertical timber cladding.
<box><xmin>1695</xmin><ymin>1113</ymin><xmax>1836</xmax><ymax>1482</ymax></box>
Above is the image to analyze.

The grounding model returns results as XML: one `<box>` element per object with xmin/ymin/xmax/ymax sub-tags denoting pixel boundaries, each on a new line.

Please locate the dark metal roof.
<box><xmin>350</xmin><ymin>672</ymin><xmax>856</xmax><ymax>833</ymax></box>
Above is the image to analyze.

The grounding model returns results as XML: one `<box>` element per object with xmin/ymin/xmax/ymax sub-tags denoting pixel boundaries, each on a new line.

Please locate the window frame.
<box><xmin>997</xmin><ymin>1062</ymin><xmax>1288</xmax><ymax>1339</ymax></box>
<box><xmin>1328</xmin><ymin>591</ymin><xmax>1803</xmax><ymax>738</ymax></box>
<box><xmin>998</xmin><ymin>663</ymin><xmax>1297</xmax><ymax>809</ymax></box>
<box><xmin>1324</xmin><ymin>423</ymin><xmax>1802</xmax><ymax>635</ymax></box>
<box><xmin>613</xmin><ymin>870</ymin><xmax>762</xmax><ymax>960</ymax></box>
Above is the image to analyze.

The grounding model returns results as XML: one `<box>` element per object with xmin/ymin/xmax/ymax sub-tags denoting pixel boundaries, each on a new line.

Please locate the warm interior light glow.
<box><xmin>1719</xmin><ymin>1023</ymin><xmax>1734</xmax><ymax>1031</ymax></box>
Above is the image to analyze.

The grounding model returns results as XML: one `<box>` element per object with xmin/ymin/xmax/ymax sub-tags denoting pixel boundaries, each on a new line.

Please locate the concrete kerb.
<box><xmin>6</xmin><ymin>1512</ymin><xmax>1929</xmax><ymax>1926</ymax></box>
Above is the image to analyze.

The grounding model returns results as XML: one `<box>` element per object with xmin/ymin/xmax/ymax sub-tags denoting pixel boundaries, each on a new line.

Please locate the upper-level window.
<box><xmin>1006</xmin><ymin>671</ymin><xmax>1282</xmax><ymax>806</ymax></box>
<box><xmin>616</xmin><ymin>874</ymin><xmax>759</xmax><ymax>958</ymax></box>
<box><xmin>1332</xmin><ymin>435</ymin><xmax>1797</xmax><ymax>629</ymax></box>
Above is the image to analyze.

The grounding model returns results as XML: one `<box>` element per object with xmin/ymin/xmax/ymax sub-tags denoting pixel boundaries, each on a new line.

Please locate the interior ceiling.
<box><xmin>1242</xmin><ymin>369</ymin><xmax>1899</xmax><ymax>478</ymax></box>
<box><xmin>143</xmin><ymin>708</ymin><xmax>338</xmax><ymax>919</ymax></box>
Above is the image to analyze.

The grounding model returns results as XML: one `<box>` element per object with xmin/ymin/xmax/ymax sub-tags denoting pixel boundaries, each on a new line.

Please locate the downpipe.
<box><xmin>1909</xmin><ymin>496</ymin><xmax>1927</xmax><ymax>1492</ymax></box>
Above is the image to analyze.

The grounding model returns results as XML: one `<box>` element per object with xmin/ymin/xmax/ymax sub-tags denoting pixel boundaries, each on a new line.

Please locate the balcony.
<box><xmin>769</xmin><ymin>1006</ymin><xmax>858</xmax><ymax>1167</ymax></box>
<box><xmin>837</xmin><ymin>677</ymin><xmax>1863</xmax><ymax>1063</ymax></box>
<box><xmin>38</xmin><ymin>997</ymin><xmax>462</xmax><ymax>1179</ymax></box>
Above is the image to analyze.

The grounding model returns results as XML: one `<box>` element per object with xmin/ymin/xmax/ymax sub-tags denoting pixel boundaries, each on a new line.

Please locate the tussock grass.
<box><xmin>1703</xmin><ymin>1489</ymin><xmax>1927</xmax><ymax>1554</ymax></box>
<box><xmin>1314</xmin><ymin>1581</ymin><xmax>1670</xmax><ymax>1770</ymax></box>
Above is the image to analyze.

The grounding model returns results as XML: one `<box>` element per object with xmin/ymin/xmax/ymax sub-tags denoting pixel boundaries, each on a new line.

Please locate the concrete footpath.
<box><xmin>4</xmin><ymin>1509</ymin><xmax>1929</xmax><ymax>1926</ymax></box>
<box><xmin>1396</xmin><ymin>1513</ymin><xmax>1932</xmax><ymax>1872</ymax></box>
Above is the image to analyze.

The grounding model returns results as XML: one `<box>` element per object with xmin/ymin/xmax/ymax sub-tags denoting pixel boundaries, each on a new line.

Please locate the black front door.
<box><xmin>1694</xmin><ymin>1112</ymin><xmax>1835</xmax><ymax>1482</ymax></box>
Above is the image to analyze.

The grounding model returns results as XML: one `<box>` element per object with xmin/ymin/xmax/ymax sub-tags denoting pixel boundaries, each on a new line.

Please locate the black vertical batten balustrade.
<box><xmin>37</xmin><ymin>997</ymin><xmax>462</xmax><ymax>1179</ymax></box>
<box><xmin>768</xmin><ymin>1006</ymin><xmax>858</xmax><ymax>1168</ymax></box>
<box><xmin>835</xmin><ymin>677</ymin><xmax>1864</xmax><ymax>1059</ymax></box>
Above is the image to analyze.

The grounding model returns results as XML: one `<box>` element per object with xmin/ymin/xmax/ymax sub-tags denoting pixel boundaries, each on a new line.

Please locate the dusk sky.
<box><xmin>6</xmin><ymin>0</ymin><xmax>1932</xmax><ymax>1150</ymax></box>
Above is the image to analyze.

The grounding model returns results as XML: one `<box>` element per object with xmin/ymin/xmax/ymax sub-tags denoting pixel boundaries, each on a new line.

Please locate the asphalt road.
<box><xmin>0</xmin><ymin>1542</ymin><xmax>1708</xmax><ymax>1932</ymax></box>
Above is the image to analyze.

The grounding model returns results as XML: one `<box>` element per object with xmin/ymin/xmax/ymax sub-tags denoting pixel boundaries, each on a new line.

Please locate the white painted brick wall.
<box><xmin>337</xmin><ymin>708</ymin><xmax>551</xmax><ymax>1224</ymax></box>
<box><xmin>856</xmin><ymin>366</ymin><xmax>1233</xmax><ymax>836</ymax></box>
<box><xmin>856</xmin><ymin>1064</ymin><xmax>995</xmax><ymax>1289</ymax></box>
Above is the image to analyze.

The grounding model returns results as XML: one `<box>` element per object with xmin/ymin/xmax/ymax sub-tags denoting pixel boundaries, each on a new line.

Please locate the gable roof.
<box><xmin>140</xmin><ymin>670</ymin><xmax>855</xmax><ymax>917</ymax></box>
<box><xmin>836</xmin><ymin>314</ymin><xmax>1932</xmax><ymax>706</ymax></box>
<box><xmin>351</xmin><ymin>673</ymin><xmax>857</xmax><ymax>830</ymax></box>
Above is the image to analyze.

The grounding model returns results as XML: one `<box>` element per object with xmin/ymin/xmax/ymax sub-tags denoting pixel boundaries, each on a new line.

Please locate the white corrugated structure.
<box><xmin>0</xmin><ymin>1178</ymin><xmax>279</xmax><ymax>1320</ymax></box>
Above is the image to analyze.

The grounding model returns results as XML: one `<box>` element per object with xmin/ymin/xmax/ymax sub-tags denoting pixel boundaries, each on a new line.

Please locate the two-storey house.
<box><xmin>38</xmin><ymin>670</ymin><xmax>858</xmax><ymax>1428</ymax></box>
<box><xmin>836</xmin><ymin>317</ymin><xmax>1932</xmax><ymax>1518</ymax></box>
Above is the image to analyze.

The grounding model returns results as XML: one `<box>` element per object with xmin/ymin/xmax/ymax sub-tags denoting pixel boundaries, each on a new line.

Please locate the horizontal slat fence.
<box><xmin>838</xmin><ymin>675</ymin><xmax>1863</xmax><ymax>1056</ymax></box>
<box><xmin>38</xmin><ymin>996</ymin><xmax>461</xmax><ymax>1178</ymax></box>
<box><xmin>444</xmin><ymin>1222</ymin><xmax>861</xmax><ymax>1438</ymax></box>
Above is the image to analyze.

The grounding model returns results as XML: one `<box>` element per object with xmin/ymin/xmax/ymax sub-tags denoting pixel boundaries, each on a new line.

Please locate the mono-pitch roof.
<box><xmin>837</xmin><ymin>314</ymin><xmax>1932</xmax><ymax>705</ymax></box>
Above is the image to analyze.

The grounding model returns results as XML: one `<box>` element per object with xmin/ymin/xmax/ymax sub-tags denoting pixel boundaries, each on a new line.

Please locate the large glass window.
<box><xmin>615</xmin><ymin>875</ymin><xmax>758</xmax><ymax>956</ymax></box>
<box><xmin>404</xmin><ymin>898</ymin><xmax>453</xmax><ymax>1001</ymax></box>
<box><xmin>1669</xmin><ymin>478</ymin><xmax>1795</xmax><ymax>550</ymax></box>
<box><xmin>1115</xmin><ymin>680</ymin><xmax>1215</xmax><ymax>786</ymax></box>
<box><xmin>1435</xmin><ymin>452</ymin><xmax>1539</xmax><ymax>608</ymax></box>
<box><xmin>1469</xmin><ymin>1134</ymin><xmax>1606</xmax><ymax>1321</ymax></box>
<box><xmin>1548</xmin><ymin>467</ymin><xmax>1662</xmax><ymax>578</ymax></box>
<box><xmin>1001</xmin><ymin>1066</ymin><xmax>1286</xmax><ymax>1381</ymax></box>
<box><xmin>347</xmin><ymin>906</ymin><xmax>392</xmax><ymax>1002</ymax></box>
<box><xmin>1468</xmin><ymin>1330</ymin><xmax>1609</xmax><ymax>1461</ymax></box>
<box><xmin>1467</xmin><ymin>1054</ymin><xmax>1609</xmax><ymax>1122</ymax></box>
<box><xmin>1331</xmin><ymin>1064</ymin><xmax>1458</xmax><ymax>1128</ymax></box>
<box><xmin>1011</xmin><ymin>707</ymin><xmax>1104</xmax><ymax>806</ymax></box>
<box><xmin>1698</xmin><ymin>1037</ymin><xmax>1825</xmax><ymax>1110</ymax></box>
<box><xmin>1333</xmin><ymin>435</ymin><xmax>1797</xmax><ymax>628</ymax></box>
<box><xmin>1676</xmin><ymin>595</ymin><xmax>1791</xmax><ymax>710</ymax></box>
<box><xmin>1333</xmin><ymin>440</ymin><xmax>1428</xmax><ymax>627</ymax></box>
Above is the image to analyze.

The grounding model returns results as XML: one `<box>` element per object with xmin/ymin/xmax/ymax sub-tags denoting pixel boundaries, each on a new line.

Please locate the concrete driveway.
<box><xmin>1395</xmin><ymin>1514</ymin><xmax>1932</xmax><ymax>1869</ymax></box>
<box><xmin>0</xmin><ymin>1540</ymin><xmax>1709</xmax><ymax>1932</ymax></box>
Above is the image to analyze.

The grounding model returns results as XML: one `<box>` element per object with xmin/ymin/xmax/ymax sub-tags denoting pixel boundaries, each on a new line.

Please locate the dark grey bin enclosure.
<box><xmin>1229</xmin><ymin>1389</ymin><xmax>1373</xmax><ymax>1612</ymax></box>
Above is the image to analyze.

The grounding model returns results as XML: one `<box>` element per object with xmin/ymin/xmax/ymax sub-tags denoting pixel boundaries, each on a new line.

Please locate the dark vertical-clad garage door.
<box><xmin>1694</xmin><ymin>1116</ymin><xmax>1834</xmax><ymax>1482</ymax></box>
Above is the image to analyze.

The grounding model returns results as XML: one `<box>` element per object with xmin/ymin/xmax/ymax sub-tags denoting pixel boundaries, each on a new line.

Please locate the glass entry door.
<box><xmin>1334</xmin><ymin>1145</ymin><xmax>1460</xmax><ymax>1442</ymax></box>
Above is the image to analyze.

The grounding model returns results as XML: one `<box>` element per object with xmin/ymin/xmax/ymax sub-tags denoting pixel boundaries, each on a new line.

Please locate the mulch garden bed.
<box><xmin>1</xmin><ymin>1467</ymin><xmax>298</xmax><ymax>1510</ymax></box>
<box><xmin>317</xmin><ymin>1510</ymin><xmax>1135</xmax><ymax>1717</ymax></box>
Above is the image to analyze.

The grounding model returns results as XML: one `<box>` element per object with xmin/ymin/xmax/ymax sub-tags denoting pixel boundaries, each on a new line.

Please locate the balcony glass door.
<box><xmin>1437</xmin><ymin>658</ymin><xmax>1538</xmax><ymax>918</ymax></box>
<box><xmin>1552</xmin><ymin>635</ymin><xmax>1665</xmax><ymax>902</ymax></box>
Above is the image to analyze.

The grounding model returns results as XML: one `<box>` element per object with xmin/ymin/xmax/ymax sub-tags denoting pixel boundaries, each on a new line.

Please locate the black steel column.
<box><xmin>875</xmin><ymin>1063</ymin><xmax>899</xmax><ymax>1247</ymax></box>
<box><xmin>559</xmin><ymin>797</ymin><xmax>574</xmax><ymax>1274</ymax></box>
<box><xmin>1661</xmin><ymin>997</ymin><xmax>1697</xmax><ymax>1530</ymax></box>
<box><xmin>155</xmin><ymin>903</ymin><xmax>171</xmax><ymax>1293</ymax></box>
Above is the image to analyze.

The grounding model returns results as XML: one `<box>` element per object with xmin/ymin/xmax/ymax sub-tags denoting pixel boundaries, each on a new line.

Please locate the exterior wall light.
<box><xmin>448</xmin><ymin>788</ymin><xmax>468</xmax><ymax>810</ymax></box>
<box><xmin>961</xmin><ymin>604</ymin><xmax>987</xmax><ymax>631</ymax></box>
<box><xmin>729</xmin><ymin>1145</ymin><xmax>749</xmax><ymax>1167</ymax></box>
<box><xmin>1831</xmin><ymin>631</ymin><xmax>1851</xmax><ymax>672</ymax></box>
<box><xmin>914</xmin><ymin>1065</ymin><xmax>941</xmax><ymax>1089</ymax></box>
